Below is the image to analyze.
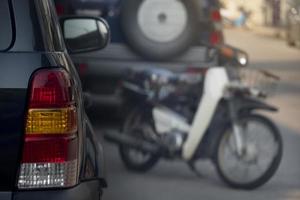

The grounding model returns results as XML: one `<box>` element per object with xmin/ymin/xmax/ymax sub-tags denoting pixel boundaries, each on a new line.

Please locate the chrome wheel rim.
<box><xmin>218</xmin><ymin>120</ymin><xmax>279</xmax><ymax>184</ymax></box>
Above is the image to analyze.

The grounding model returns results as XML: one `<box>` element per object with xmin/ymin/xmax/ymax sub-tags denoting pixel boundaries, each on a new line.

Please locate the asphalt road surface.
<box><xmin>94</xmin><ymin>29</ymin><xmax>300</xmax><ymax>200</ymax></box>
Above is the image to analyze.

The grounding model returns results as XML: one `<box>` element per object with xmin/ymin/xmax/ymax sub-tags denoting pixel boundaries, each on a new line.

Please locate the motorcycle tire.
<box><xmin>214</xmin><ymin>114</ymin><xmax>283</xmax><ymax>190</ymax></box>
<box><xmin>120</xmin><ymin>0</ymin><xmax>200</xmax><ymax>61</ymax></box>
<box><xmin>119</xmin><ymin>109</ymin><xmax>160</xmax><ymax>172</ymax></box>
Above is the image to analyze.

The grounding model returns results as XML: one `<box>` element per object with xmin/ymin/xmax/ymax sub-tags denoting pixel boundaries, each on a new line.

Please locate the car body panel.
<box><xmin>13</xmin><ymin>180</ymin><xmax>101</xmax><ymax>200</ymax></box>
<box><xmin>0</xmin><ymin>0</ymin><xmax>105</xmax><ymax>194</ymax></box>
<box><xmin>0</xmin><ymin>192</ymin><xmax>11</xmax><ymax>200</ymax></box>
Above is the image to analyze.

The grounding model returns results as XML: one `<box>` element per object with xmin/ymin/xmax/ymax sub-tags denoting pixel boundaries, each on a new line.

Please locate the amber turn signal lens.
<box><xmin>25</xmin><ymin>106</ymin><xmax>77</xmax><ymax>134</ymax></box>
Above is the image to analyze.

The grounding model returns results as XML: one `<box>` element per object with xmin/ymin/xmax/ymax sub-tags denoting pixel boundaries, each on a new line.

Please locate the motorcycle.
<box><xmin>105</xmin><ymin>66</ymin><xmax>283</xmax><ymax>189</ymax></box>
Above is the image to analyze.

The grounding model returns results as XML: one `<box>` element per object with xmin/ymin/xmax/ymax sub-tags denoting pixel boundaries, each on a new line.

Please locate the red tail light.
<box><xmin>209</xmin><ymin>9</ymin><xmax>224</xmax><ymax>46</ymax></box>
<box><xmin>211</xmin><ymin>9</ymin><xmax>222</xmax><ymax>22</ymax></box>
<box><xmin>28</xmin><ymin>70</ymin><xmax>73</xmax><ymax>108</ymax></box>
<box><xmin>18</xmin><ymin>68</ymin><xmax>78</xmax><ymax>189</ymax></box>
<box><xmin>210</xmin><ymin>31</ymin><xmax>223</xmax><ymax>46</ymax></box>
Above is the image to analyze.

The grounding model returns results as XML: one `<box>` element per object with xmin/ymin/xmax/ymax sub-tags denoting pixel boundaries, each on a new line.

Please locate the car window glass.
<box><xmin>0</xmin><ymin>0</ymin><xmax>13</xmax><ymax>51</ymax></box>
<box><xmin>65</xmin><ymin>19</ymin><xmax>98</xmax><ymax>39</ymax></box>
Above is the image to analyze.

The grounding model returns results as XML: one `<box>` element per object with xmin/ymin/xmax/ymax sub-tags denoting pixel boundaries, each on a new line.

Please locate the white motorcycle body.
<box><xmin>152</xmin><ymin>67</ymin><xmax>230</xmax><ymax>160</ymax></box>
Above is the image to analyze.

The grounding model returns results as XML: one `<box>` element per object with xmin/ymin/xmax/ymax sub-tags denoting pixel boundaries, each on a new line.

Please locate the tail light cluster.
<box><xmin>210</xmin><ymin>9</ymin><xmax>224</xmax><ymax>46</ymax></box>
<box><xmin>18</xmin><ymin>69</ymin><xmax>79</xmax><ymax>189</ymax></box>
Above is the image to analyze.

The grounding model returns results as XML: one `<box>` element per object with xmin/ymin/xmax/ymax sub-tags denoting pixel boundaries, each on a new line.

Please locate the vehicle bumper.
<box><xmin>13</xmin><ymin>180</ymin><xmax>102</xmax><ymax>200</ymax></box>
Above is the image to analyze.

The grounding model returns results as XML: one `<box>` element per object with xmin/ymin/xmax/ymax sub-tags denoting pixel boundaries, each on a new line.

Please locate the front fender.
<box><xmin>236</xmin><ymin>97</ymin><xmax>278</xmax><ymax>113</ymax></box>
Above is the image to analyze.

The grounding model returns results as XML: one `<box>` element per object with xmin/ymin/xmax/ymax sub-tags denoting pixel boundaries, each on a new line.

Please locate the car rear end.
<box><xmin>197</xmin><ymin>0</ymin><xmax>224</xmax><ymax>47</ymax></box>
<box><xmin>54</xmin><ymin>0</ymin><xmax>224</xmax><ymax>45</ymax></box>
<box><xmin>0</xmin><ymin>0</ymin><xmax>105</xmax><ymax>199</ymax></box>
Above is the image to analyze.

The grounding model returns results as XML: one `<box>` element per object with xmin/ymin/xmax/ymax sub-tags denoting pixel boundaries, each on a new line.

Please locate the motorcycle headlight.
<box><xmin>236</xmin><ymin>51</ymin><xmax>248</xmax><ymax>67</ymax></box>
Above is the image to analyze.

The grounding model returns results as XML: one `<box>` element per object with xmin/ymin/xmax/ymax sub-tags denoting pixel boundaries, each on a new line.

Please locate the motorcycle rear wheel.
<box><xmin>214</xmin><ymin>114</ymin><xmax>283</xmax><ymax>189</ymax></box>
<box><xmin>119</xmin><ymin>109</ymin><xmax>160</xmax><ymax>172</ymax></box>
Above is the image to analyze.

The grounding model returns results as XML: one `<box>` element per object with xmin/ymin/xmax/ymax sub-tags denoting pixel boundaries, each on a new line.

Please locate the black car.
<box><xmin>0</xmin><ymin>0</ymin><xmax>109</xmax><ymax>199</ymax></box>
<box><xmin>286</xmin><ymin>0</ymin><xmax>300</xmax><ymax>46</ymax></box>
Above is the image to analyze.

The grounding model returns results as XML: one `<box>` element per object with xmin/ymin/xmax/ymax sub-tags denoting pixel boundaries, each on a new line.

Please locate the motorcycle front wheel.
<box><xmin>214</xmin><ymin>114</ymin><xmax>283</xmax><ymax>190</ymax></box>
<box><xmin>119</xmin><ymin>109</ymin><xmax>160</xmax><ymax>172</ymax></box>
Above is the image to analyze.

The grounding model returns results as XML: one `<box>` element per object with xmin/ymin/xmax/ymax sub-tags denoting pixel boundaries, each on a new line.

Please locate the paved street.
<box><xmin>95</xmin><ymin>29</ymin><xmax>300</xmax><ymax>200</ymax></box>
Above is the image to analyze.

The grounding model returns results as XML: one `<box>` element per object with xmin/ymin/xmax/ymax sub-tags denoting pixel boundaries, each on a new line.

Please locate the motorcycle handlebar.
<box><xmin>226</xmin><ymin>82</ymin><xmax>266</xmax><ymax>98</ymax></box>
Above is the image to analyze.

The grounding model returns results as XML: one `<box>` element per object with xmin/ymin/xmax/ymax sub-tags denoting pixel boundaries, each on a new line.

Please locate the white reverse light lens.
<box><xmin>18</xmin><ymin>160</ymin><xmax>77</xmax><ymax>189</ymax></box>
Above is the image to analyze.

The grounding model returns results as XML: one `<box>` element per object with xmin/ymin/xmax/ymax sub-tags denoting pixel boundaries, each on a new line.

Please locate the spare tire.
<box><xmin>120</xmin><ymin>0</ymin><xmax>201</xmax><ymax>61</ymax></box>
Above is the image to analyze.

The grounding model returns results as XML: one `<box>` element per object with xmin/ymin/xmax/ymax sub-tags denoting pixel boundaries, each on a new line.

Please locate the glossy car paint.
<box><xmin>0</xmin><ymin>0</ymin><xmax>105</xmax><ymax>196</ymax></box>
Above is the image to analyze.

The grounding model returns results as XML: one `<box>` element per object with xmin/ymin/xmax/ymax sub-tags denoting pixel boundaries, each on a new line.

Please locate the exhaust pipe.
<box><xmin>104</xmin><ymin>131</ymin><xmax>160</xmax><ymax>154</ymax></box>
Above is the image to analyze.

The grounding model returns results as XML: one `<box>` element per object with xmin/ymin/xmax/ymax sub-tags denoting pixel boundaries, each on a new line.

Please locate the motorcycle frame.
<box><xmin>181</xmin><ymin>67</ymin><xmax>230</xmax><ymax>160</ymax></box>
<box><xmin>152</xmin><ymin>67</ymin><xmax>230</xmax><ymax>160</ymax></box>
<box><xmin>122</xmin><ymin>67</ymin><xmax>278</xmax><ymax>161</ymax></box>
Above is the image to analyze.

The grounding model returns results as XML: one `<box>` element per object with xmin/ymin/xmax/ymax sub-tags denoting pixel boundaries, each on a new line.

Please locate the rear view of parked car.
<box><xmin>52</xmin><ymin>0</ymin><xmax>231</xmax><ymax>113</ymax></box>
<box><xmin>286</xmin><ymin>0</ymin><xmax>300</xmax><ymax>47</ymax></box>
<box><xmin>0</xmin><ymin>0</ymin><xmax>109</xmax><ymax>199</ymax></box>
<box><xmin>54</xmin><ymin>0</ymin><xmax>224</xmax><ymax>57</ymax></box>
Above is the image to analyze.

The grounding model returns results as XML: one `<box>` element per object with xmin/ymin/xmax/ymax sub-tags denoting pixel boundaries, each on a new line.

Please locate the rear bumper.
<box><xmin>13</xmin><ymin>180</ymin><xmax>102</xmax><ymax>200</ymax></box>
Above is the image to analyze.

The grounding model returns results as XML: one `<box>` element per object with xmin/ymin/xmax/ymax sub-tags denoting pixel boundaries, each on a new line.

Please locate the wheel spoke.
<box><xmin>217</xmin><ymin>116</ymin><xmax>282</xmax><ymax>186</ymax></box>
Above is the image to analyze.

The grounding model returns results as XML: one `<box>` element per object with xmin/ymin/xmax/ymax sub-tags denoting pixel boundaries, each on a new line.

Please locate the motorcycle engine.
<box><xmin>161</xmin><ymin>130</ymin><xmax>186</xmax><ymax>153</ymax></box>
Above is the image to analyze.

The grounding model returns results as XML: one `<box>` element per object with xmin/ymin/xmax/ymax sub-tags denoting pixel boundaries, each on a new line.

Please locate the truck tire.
<box><xmin>120</xmin><ymin>0</ymin><xmax>200</xmax><ymax>61</ymax></box>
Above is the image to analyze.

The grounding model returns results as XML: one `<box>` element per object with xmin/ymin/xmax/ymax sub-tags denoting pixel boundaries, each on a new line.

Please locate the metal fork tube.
<box><xmin>228</xmin><ymin>100</ymin><xmax>244</xmax><ymax>156</ymax></box>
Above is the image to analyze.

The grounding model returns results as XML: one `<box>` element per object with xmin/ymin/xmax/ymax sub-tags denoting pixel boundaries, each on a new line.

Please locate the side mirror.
<box><xmin>60</xmin><ymin>16</ymin><xmax>110</xmax><ymax>53</ymax></box>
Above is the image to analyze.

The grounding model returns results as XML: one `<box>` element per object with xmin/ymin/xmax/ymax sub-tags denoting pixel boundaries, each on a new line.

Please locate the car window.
<box><xmin>0</xmin><ymin>0</ymin><xmax>13</xmax><ymax>51</ymax></box>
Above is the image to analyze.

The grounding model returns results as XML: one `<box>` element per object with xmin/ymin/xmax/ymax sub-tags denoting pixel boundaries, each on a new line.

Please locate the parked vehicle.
<box><xmin>54</xmin><ymin>0</ymin><xmax>224</xmax><ymax>49</ymax></box>
<box><xmin>54</xmin><ymin>0</ymin><xmax>249</xmax><ymax>113</ymax></box>
<box><xmin>0</xmin><ymin>0</ymin><xmax>109</xmax><ymax>199</ymax></box>
<box><xmin>106</xmin><ymin>67</ymin><xmax>283</xmax><ymax>189</ymax></box>
<box><xmin>286</xmin><ymin>0</ymin><xmax>300</xmax><ymax>46</ymax></box>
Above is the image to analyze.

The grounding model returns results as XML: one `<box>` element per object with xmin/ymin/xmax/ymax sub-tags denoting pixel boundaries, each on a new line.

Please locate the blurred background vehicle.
<box><xmin>54</xmin><ymin>0</ymin><xmax>248</xmax><ymax>120</ymax></box>
<box><xmin>286</xmin><ymin>0</ymin><xmax>300</xmax><ymax>47</ymax></box>
<box><xmin>54</xmin><ymin>0</ymin><xmax>224</xmax><ymax>48</ymax></box>
<box><xmin>106</xmin><ymin>66</ymin><xmax>282</xmax><ymax>190</ymax></box>
<box><xmin>0</xmin><ymin>0</ymin><xmax>109</xmax><ymax>199</ymax></box>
